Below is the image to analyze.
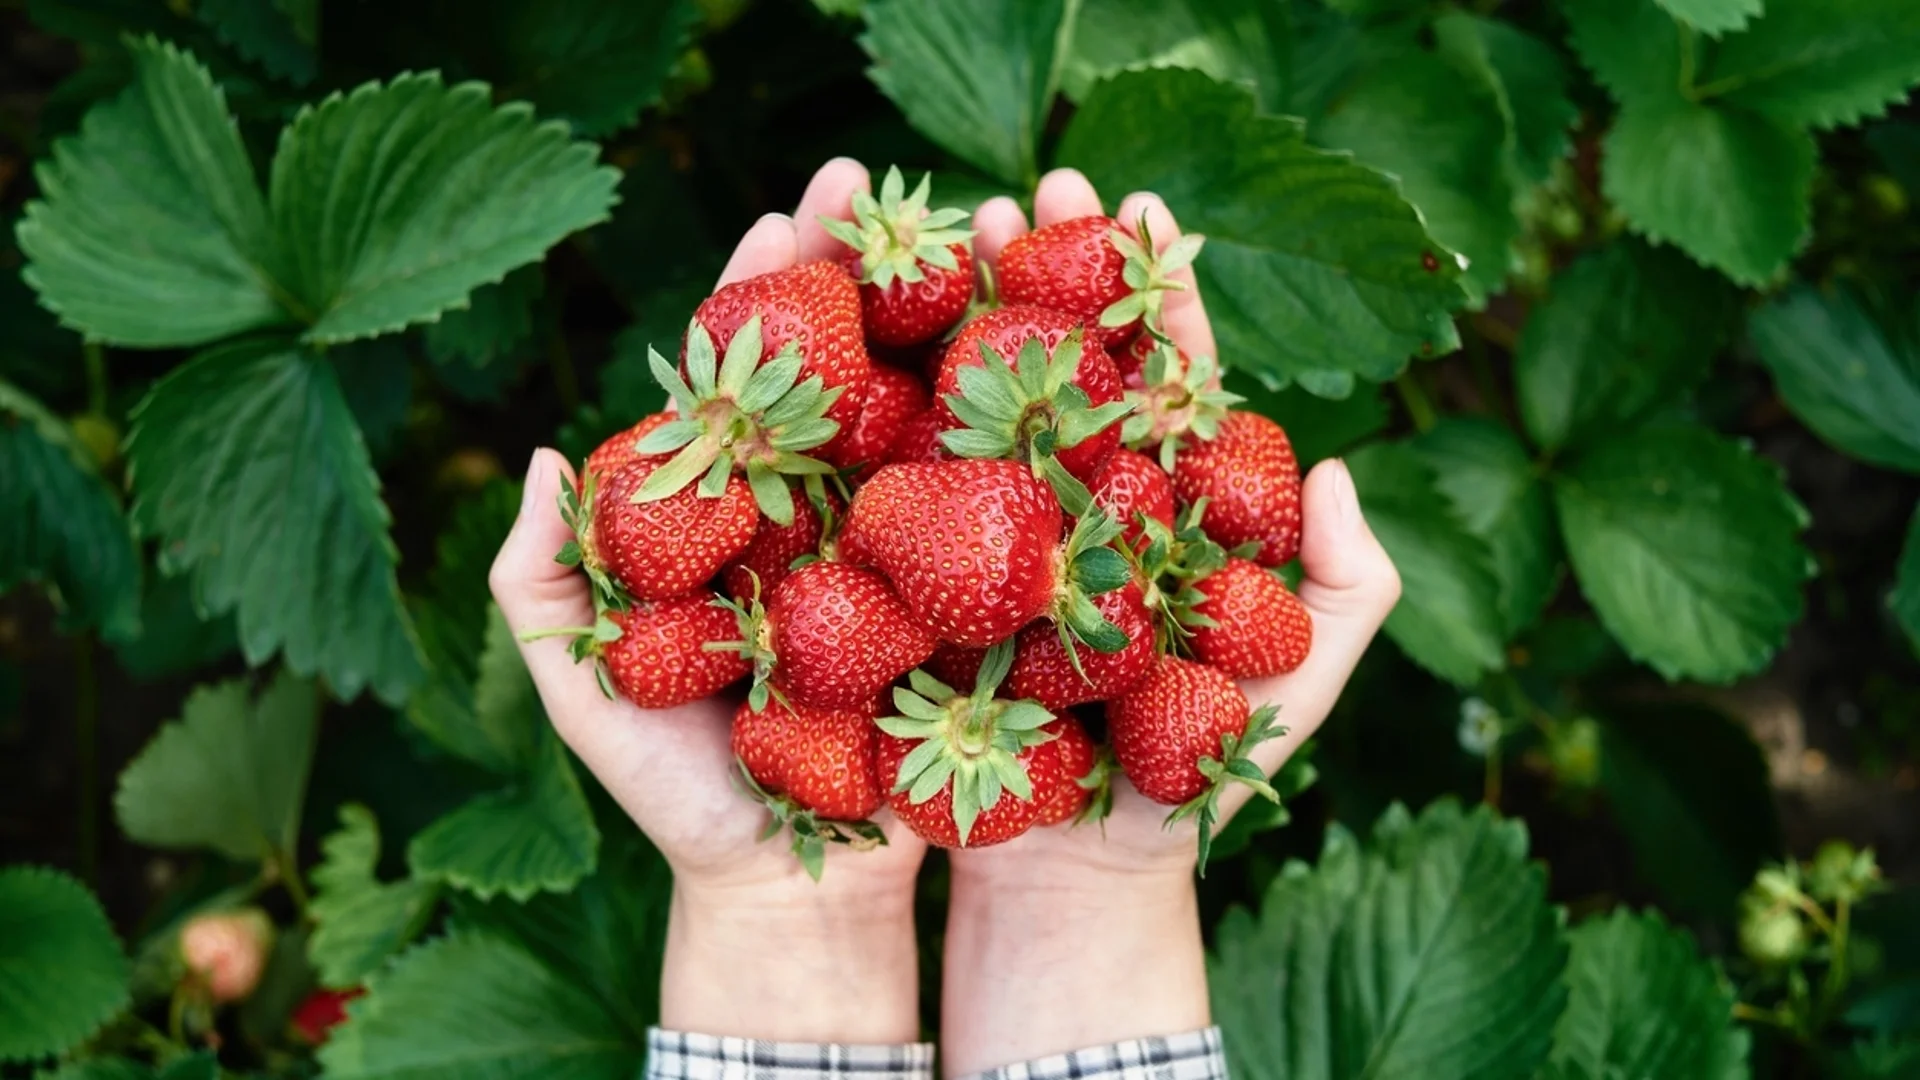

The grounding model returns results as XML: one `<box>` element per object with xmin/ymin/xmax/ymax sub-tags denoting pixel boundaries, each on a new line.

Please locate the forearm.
<box><xmin>661</xmin><ymin>880</ymin><xmax>923</xmax><ymax>1043</ymax></box>
<box><xmin>940</xmin><ymin>868</ymin><xmax>1209</xmax><ymax>1076</ymax></box>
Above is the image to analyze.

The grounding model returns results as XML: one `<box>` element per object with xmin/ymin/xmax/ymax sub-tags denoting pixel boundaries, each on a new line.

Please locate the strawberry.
<box><xmin>1116</xmin><ymin>330</ymin><xmax>1162</xmax><ymax>389</ymax></box>
<box><xmin>935</xmin><ymin>306</ymin><xmax>1129</xmax><ymax>488</ymax></box>
<box><xmin>290</xmin><ymin>987</ymin><xmax>364</xmax><ymax>1046</ymax></box>
<box><xmin>720</xmin><ymin>490</ymin><xmax>838</xmax><ymax>603</ymax></box>
<box><xmin>561</xmin><ymin>456</ymin><xmax>758</xmax><ymax>604</ymax></box>
<box><xmin>1033</xmin><ymin>715</ymin><xmax>1101</xmax><ymax>826</ymax></box>
<box><xmin>692</xmin><ymin>261</ymin><xmax>871</xmax><ymax>467</ymax></box>
<box><xmin>836</xmin><ymin>362</ymin><xmax>930</xmax><ymax>477</ymax></box>
<box><xmin>884</xmin><ymin>409</ymin><xmax>953</xmax><ymax>466</ymax></box>
<box><xmin>732</xmin><ymin>697</ymin><xmax>887</xmax><ymax>879</ymax></box>
<box><xmin>997</xmin><ymin>215</ymin><xmax>1204</xmax><ymax>348</ymax></box>
<box><xmin>179</xmin><ymin>909</ymin><xmax>273</xmax><ymax>1004</ymax></box>
<box><xmin>597</xmin><ymin>593</ymin><xmax>751</xmax><ymax>707</ymax></box>
<box><xmin>1187</xmin><ymin>559</ymin><xmax>1313</xmax><ymax>678</ymax></box>
<box><xmin>1170</xmin><ymin>410</ymin><xmax>1303</xmax><ymax>566</ymax></box>
<box><xmin>1120</xmin><ymin>338</ymin><xmax>1243</xmax><ymax>470</ymax></box>
<box><xmin>584</xmin><ymin>412</ymin><xmax>674</xmax><ymax>481</ymax></box>
<box><xmin>713</xmin><ymin>560</ymin><xmax>936</xmax><ymax>712</ymax></box>
<box><xmin>923</xmin><ymin>642</ymin><xmax>985</xmax><ymax>689</ymax></box>
<box><xmin>1089</xmin><ymin>448</ymin><xmax>1176</xmax><ymax>548</ymax></box>
<box><xmin>635</xmin><ymin>313</ymin><xmax>844</xmax><ymax>526</ymax></box>
<box><xmin>822</xmin><ymin>166</ymin><xmax>976</xmax><ymax>347</ymax></box>
<box><xmin>876</xmin><ymin>642</ymin><xmax>1062</xmax><ymax>847</ymax></box>
<box><xmin>1007</xmin><ymin>579</ymin><xmax>1157</xmax><ymax>711</ymax></box>
<box><xmin>840</xmin><ymin>459</ymin><xmax>1132</xmax><ymax>649</ymax></box>
<box><xmin>1106</xmin><ymin>656</ymin><xmax>1286</xmax><ymax>871</ymax></box>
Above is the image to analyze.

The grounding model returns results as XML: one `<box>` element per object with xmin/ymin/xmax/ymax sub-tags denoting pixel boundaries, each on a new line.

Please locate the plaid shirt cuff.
<box><xmin>960</xmin><ymin>1027</ymin><xmax>1228</xmax><ymax>1080</ymax></box>
<box><xmin>645</xmin><ymin>1028</ymin><xmax>936</xmax><ymax>1080</ymax></box>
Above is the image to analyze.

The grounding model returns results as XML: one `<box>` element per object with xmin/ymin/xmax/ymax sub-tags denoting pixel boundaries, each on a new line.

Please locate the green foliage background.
<box><xmin>1</xmin><ymin>0</ymin><xmax>1917</xmax><ymax>1076</ymax></box>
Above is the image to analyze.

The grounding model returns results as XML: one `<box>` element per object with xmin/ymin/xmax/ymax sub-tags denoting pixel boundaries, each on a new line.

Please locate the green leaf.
<box><xmin>409</xmin><ymin>488</ymin><xmax>526</xmax><ymax>760</ymax></box>
<box><xmin>1312</xmin><ymin>46</ymin><xmax>1517</xmax><ymax>305</ymax></box>
<box><xmin>274</xmin><ymin>73</ymin><xmax>619</xmax><ymax>343</ymax></box>
<box><xmin>1748</xmin><ymin>284</ymin><xmax>1920</xmax><ymax>473</ymax></box>
<box><xmin>1554</xmin><ymin>422</ymin><xmax>1811</xmax><ymax>682</ymax></box>
<box><xmin>1599</xmin><ymin>704</ymin><xmax>1780</xmax><ymax>918</ymax></box>
<box><xmin>1225</xmin><ymin>370</ymin><xmax>1386</xmax><ymax>465</ymax></box>
<box><xmin>0</xmin><ymin>382</ymin><xmax>141</xmax><ymax>640</ymax></box>
<box><xmin>1896</xmin><ymin>508</ymin><xmax>1920</xmax><ymax>656</ymax></box>
<box><xmin>1516</xmin><ymin>240</ymin><xmax>1738</xmax><ymax>452</ymax></box>
<box><xmin>861</xmin><ymin>0</ymin><xmax>1078</xmax><ymax>188</ymax></box>
<box><xmin>423</xmin><ymin>265</ymin><xmax>544</xmax><ymax>369</ymax></box>
<box><xmin>0</xmin><ymin>867</ymin><xmax>130</xmax><ymax>1063</ymax></box>
<box><xmin>16</xmin><ymin>37</ymin><xmax>288</xmax><ymax>347</ymax></box>
<box><xmin>1432</xmin><ymin>14</ymin><xmax>1578</xmax><ymax>191</ymax></box>
<box><xmin>1655</xmin><ymin>0</ymin><xmax>1763</xmax><ymax>35</ymax></box>
<box><xmin>1562</xmin><ymin>0</ymin><xmax>1687</xmax><ymax>106</ymax></box>
<box><xmin>1210</xmin><ymin>801</ymin><xmax>1566</xmax><ymax>1080</ymax></box>
<box><xmin>1062</xmin><ymin>0</ymin><xmax>1291</xmax><ymax>115</ymax></box>
<box><xmin>1602</xmin><ymin>94</ymin><xmax>1814</xmax><ymax>286</ymax></box>
<box><xmin>32</xmin><ymin>1059</ymin><xmax>151</xmax><ymax>1080</ymax></box>
<box><xmin>112</xmin><ymin>572</ymin><xmax>238</xmax><ymax>681</ymax></box>
<box><xmin>317</xmin><ymin>931</ymin><xmax>643</xmax><ymax>1080</ymax></box>
<box><xmin>331</xmin><ymin>340</ymin><xmax>415</xmax><ymax>460</ymax></box>
<box><xmin>1412</xmin><ymin>418</ymin><xmax>1556</xmax><ymax>638</ymax></box>
<box><xmin>113</xmin><ymin>669</ymin><xmax>318</xmax><ymax>862</ymax></box>
<box><xmin>1702</xmin><ymin>0</ymin><xmax>1920</xmax><ymax>130</ymax></box>
<box><xmin>125</xmin><ymin>339</ymin><xmax>424</xmax><ymax>705</ymax></box>
<box><xmin>407</xmin><ymin>734</ymin><xmax>601</xmax><ymax>901</ymax></box>
<box><xmin>1549</xmin><ymin>909</ymin><xmax>1750</xmax><ymax>1079</ymax></box>
<box><xmin>476</xmin><ymin>0</ymin><xmax>702</xmax><ymax>137</ymax></box>
<box><xmin>309</xmin><ymin>804</ymin><xmax>439</xmax><ymax>988</ymax></box>
<box><xmin>417</xmin><ymin>604</ymin><xmax>546</xmax><ymax>775</ymax></box>
<box><xmin>1347</xmin><ymin>441</ymin><xmax>1507</xmax><ymax>685</ymax></box>
<box><xmin>1059</xmin><ymin>69</ymin><xmax>1462</xmax><ymax>397</ymax></box>
<box><xmin>196</xmin><ymin>0</ymin><xmax>317</xmax><ymax>85</ymax></box>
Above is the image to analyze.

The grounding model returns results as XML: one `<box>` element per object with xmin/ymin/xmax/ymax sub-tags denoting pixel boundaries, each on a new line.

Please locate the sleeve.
<box><xmin>645</xmin><ymin>1028</ymin><xmax>937</xmax><ymax>1080</ymax></box>
<box><xmin>959</xmin><ymin>1027</ymin><xmax>1229</xmax><ymax>1080</ymax></box>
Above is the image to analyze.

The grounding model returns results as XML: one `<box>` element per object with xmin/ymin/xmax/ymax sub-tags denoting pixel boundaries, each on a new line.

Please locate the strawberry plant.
<box><xmin>2</xmin><ymin>0</ymin><xmax>1919</xmax><ymax>1077</ymax></box>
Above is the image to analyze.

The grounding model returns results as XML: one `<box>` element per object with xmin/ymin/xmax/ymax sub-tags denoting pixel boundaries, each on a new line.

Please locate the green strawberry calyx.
<box><xmin>878</xmin><ymin>641</ymin><xmax>1057</xmax><ymax>846</ymax></box>
<box><xmin>735</xmin><ymin>760</ymin><xmax>887</xmax><ymax>883</ymax></box>
<box><xmin>818</xmin><ymin>165</ymin><xmax>975</xmax><ymax>289</ymax></box>
<box><xmin>939</xmin><ymin>328</ymin><xmax>1134</xmax><ymax>512</ymax></box>
<box><xmin>1129</xmin><ymin>498</ymin><xmax>1232</xmax><ymax>652</ymax></box>
<box><xmin>634</xmin><ymin>314</ymin><xmax>841</xmax><ymax>526</ymax></box>
<box><xmin>705</xmin><ymin>573</ymin><xmax>788</xmax><ymax>713</ymax></box>
<box><xmin>1167</xmin><ymin>703</ymin><xmax>1288</xmax><ymax>876</ymax></box>
<box><xmin>1100</xmin><ymin>213</ymin><xmax>1205</xmax><ymax>331</ymax></box>
<box><xmin>555</xmin><ymin>469</ymin><xmax>636</xmax><ymax>613</ymax></box>
<box><xmin>1121</xmin><ymin>338</ymin><xmax>1244</xmax><ymax>471</ymax></box>
<box><xmin>1050</xmin><ymin>507</ymin><xmax>1133</xmax><ymax>664</ymax></box>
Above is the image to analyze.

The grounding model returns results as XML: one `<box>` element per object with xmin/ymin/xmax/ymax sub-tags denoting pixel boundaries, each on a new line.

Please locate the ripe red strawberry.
<box><xmin>692</xmin><ymin>261</ymin><xmax>871</xmax><ymax>465</ymax></box>
<box><xmin>733</xmin><ymin>697</ymin><xmax>887</xmax><ymax>878</ymax></box>
<box><xmin>840</xmin><ymin>460</ymin><xmax>1131</xmax><ymax>649</ymax></box>
<box><xmin>823</xmin><ymin>167</ymin><xmax>976</xmax><ymax>346</ymax></box>
<box><xmin>565</xmin><ymin>456</ymin><xmax>758</xmax><ymax>604</ymax></box>
<box><xmin>594</xmin><ymin>592</ymin><xmax>750</xmax><ymax>708</ymax></box>
<box><xmin>884</xmin><ymin>409</ymin><xmax>952</xmax><ymax>466</ymax></box>
<box><xmin>876</xmin><ymin>644</ymin><xmax>1063</xmax><ymax>848</ymax></box>
<box><xmin>720</xmin><ymin>491</ymin><xmax>838</xmax><ymax>603</ymax></box>
<box><xmin>1188</xmin><ymin>559</ymin><xmax>1313</xmax><ymax>678</ymax></box>
<box><xmin>715</xmin><ymin>561</ymin><xmax>936</xmax><ymax>712</ymax></box>
<box><xmin>1007</xmin><ymin>579</ymin><xmax>1157</xmax><ymax>711</ymax></box>
<box><xmin>1116</xmin><ymin>331</ymin><xmax>1163</xmax><ymax>390</ymax></box>
<box><xmin>1107</xmin><ymin>656</ymin><xmax>1286</xmax><ymax>871</ymax></box>
<box><xmin>1034</xmin><ymin>716</ymin><xmax>1100</xmax><ymax>826</ymax></box>
<box><xmin>1089</xmin><ymin>448</ymin><xmax>1176</xmax><ymax>548</ymax></box>
<box><xmin>997</xmin><ymin>215</ymin><xmax>1204</xmax><ymax>349</ymax></box>
<box><xmin>836</xmin><ymin>363</ymin><xmax>929</xmax><ymax>477</ymax></box>
<box><xmin>584</xmin><ymin>413</ymin><xmax>673</xmax><ymax>480</ymax></box>
<box><xmin>935</xmin><ymin>306</ymin><xmax>1126</xmax><ymax>485</ymax></box>
<box><xmin>291</xmin><ymin>987</ymin><xmax>364</xmax><ymax>1046</ymax></box>
<box><xmin>1170</xmin><ymin>410</ymin><xmax>1303</xmax><ymax>566</ymax></box>
<box><xmin>923</xmin><ymin>642</ymin><xmax>985</xmax><ymax>689</ymax></box>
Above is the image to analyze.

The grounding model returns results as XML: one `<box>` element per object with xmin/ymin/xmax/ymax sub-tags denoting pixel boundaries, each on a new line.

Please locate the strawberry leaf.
<box><xmin>1062</xmin><ymin>0</ymin><xmax>1290</xmax><ymax>115</ymax></box>
<box><xmin>113</xmin><ymin>669</ymin><xmax>318</xmax><ymax>864</ymax></box>
<box><xmin>464</xmin><ymin>0</ymin><xmax>701</xmax><ymax>138</ymax></box>
<box><xmin>1702</xmin><ymin>0</ymin><xmax>1920</xmax><ymax>131</ymax></box>
<box><xmin>0</xmin><ymin>867</ymin><xmax>130</xmax><ymax>1064</ymax></box>
<box><xmin>125</xmin><ymin>339</ymin><xmax>424</xmax><ymax>704</ymax></box>
<box><xmin>1411</xmin><ymin>418</ymin><xmax>1557</xmax><ymax>639</ymax></box>
<box><xmin>423</xmin><ymin>266</ymin><xmax>544</xmax><ymax>369</ymax></box>
<box><xmin>1897</xmin><ymin>509</ymin><xmax>1920</xmax><ymax>657</ymax></box>
<box><xmin>309</xmin><ymin>805</ymin><xmax>440</xmax><ymax>988</ymax></box>
<box><xmin>1748</xmin><ymin>284</ymin><xmax>1920</xmax><ymax>474</ymax></box>
<box><xmin>196</xmin><ymin>0</ymin><xmax>317</xmax><ymax>85</ymax></box>
<box><xmin>1654</xmin><ymin>0</ymin><xmax>1762</xmax><ymax>35</ymax></box>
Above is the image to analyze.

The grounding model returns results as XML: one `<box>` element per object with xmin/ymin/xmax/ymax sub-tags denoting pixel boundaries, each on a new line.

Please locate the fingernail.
<box><xmin>1330</xmin><ymin>458</ymin><xmax>1358</xmax><ymax>533</ymax></box>
<box><xmin>756</xmin><ymin>211</ymin><xmax>794</xmax><ymax>228</ymax></box>
<box><xmin>520</xmin><ymin>451</ymin><xmax>542</xmax><ymax>516</ymax></box>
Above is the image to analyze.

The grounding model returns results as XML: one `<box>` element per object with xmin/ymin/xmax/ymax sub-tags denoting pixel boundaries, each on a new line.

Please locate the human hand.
<box><xmin>940</xmin><ymin>168</ymin><xmax>1403</xmax><ymax>1072</ymax></box>
<box><xmin>490</xmin><ymin>159</ymin><xmax>927</xmax><ymax>1043</ymax></box>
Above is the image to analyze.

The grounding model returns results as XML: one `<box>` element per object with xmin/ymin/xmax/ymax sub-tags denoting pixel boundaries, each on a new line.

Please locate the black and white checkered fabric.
<box><xmin>961</xmin><ymin>1028</ymin><xmax>1227</xmax><ymax>1080</ymax></box>
<box><xmin>645</xmin><ymin>1028</ymin><xmax>937</xmax><ymax>1080</ymax></box>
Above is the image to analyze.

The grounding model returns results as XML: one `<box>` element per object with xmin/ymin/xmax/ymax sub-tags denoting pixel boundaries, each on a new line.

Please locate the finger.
<box><xmin>794</xmin><ymin>157</ymin><xmax>872</xmax><ymax>263</ymax></box>
<box><xmin>1114</xmin><ymin>191</ymin><xmax>1217</xmax><ymax>364</ymax></box>
<box><xmin>971</xmin><ymin>195</ymin><xmax>1029</xmax><ymax>272</ymax></box>
<box><xmin>717</xmin><ymin>213</ymin><xmax>800</xmax><ymax>287</ymax></box>
<box><xmin>1033</xmin><ymin>168</ymin><xmax>1104</xmax><ymax>227</ymax></box>
<box><xmin>1220</xmin><ymin>459</ymin><xmax>1400</xmax><ymax>816</ymax></box>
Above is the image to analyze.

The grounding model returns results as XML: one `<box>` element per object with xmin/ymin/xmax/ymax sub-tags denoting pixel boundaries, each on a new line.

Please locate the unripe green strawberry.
<box><xmin>179</xmin><ymin>908</ymin><xmax>274</xmax><ymax>1004</ymax></box>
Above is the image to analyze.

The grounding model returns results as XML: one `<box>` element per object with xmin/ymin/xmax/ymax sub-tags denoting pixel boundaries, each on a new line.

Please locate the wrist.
<box><xmin>940</xmin><ymin>861</ymin><xmax>1208</xmax><ymax>1076</ymax></box>
<box><xmin>662</xmin><ymin>877</ymin><xmax>922</xmax><ymax>1043</ymax></box>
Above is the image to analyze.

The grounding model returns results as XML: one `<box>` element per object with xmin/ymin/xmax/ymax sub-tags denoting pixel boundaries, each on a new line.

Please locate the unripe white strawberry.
<box><xmin>179</xmin><ymin>908</ymin><xmax>274</xmax><ymax>1003</ymax></box>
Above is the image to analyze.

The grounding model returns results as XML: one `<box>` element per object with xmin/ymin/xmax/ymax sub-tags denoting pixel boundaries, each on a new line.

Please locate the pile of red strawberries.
<box><xmin>552</xmin><ymin>168</ymin><xmax>1311</xmax><ymax>875</ymax></box>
